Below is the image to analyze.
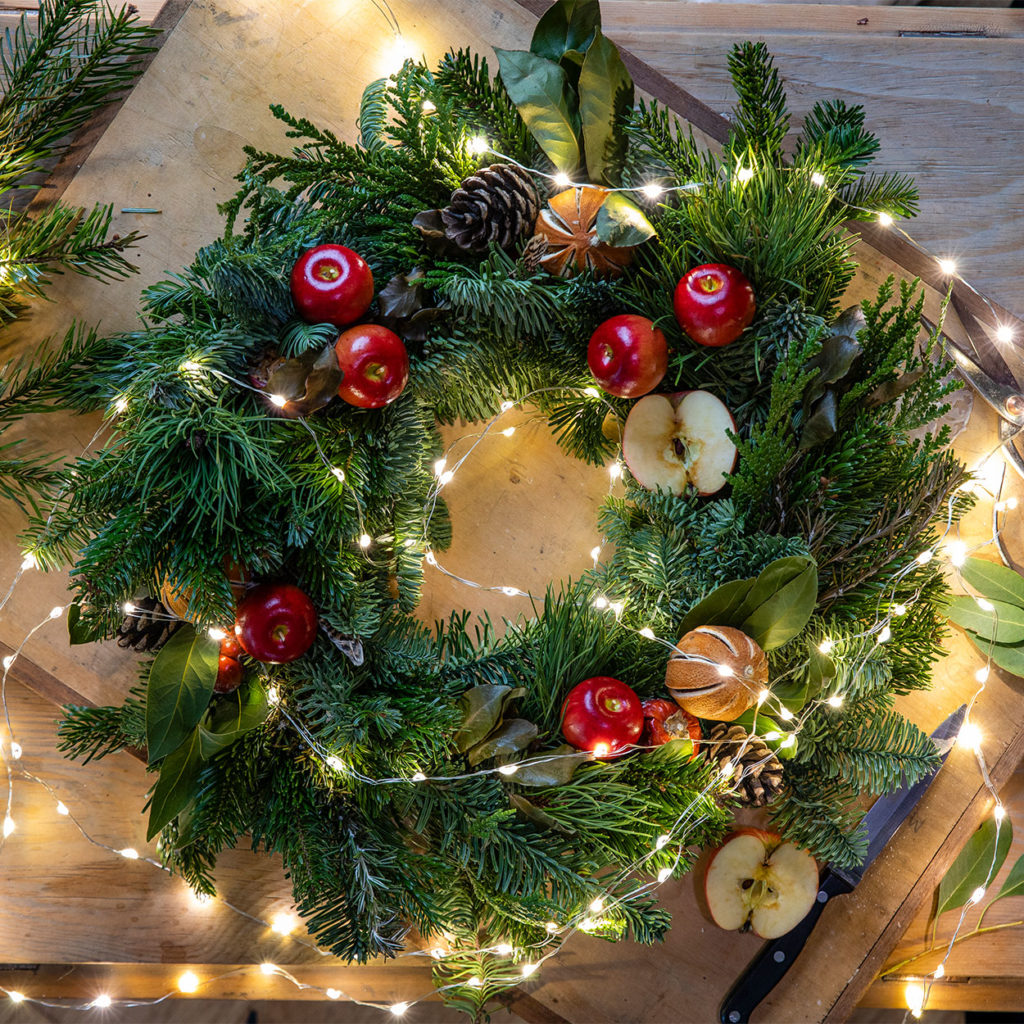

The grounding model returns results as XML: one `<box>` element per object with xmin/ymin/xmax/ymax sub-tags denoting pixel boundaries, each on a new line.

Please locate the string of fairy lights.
<box><xmin>0</xmin><ymin>13</ymin><xmax>1021</xmax><ymax>1018</ymax></box>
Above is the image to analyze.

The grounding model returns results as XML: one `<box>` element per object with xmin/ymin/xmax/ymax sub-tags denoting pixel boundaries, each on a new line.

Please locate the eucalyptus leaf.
<box><xmin>937</xmin><ymin>816</ymin><xmax>1013</xmax><ymax>915</ymax></box>
<box><xmin>595</xmin><ymin>192</ymin><xmax>654</xmax><ymax>246</ymax></box>
<box><xmin>578</xmin><ymin>32</ymin><xmax>633</xmax><ymax>185</ymax></box>
<box><xmin>960</xmin><ymin>557</ymin><xmax>1024</xmax><ymax>609</ymax></box>
<box><xmin>509</xmin><ymin>792</ymin><xmax>575</xmax><ymax>834</ymax></box>
<box><xmin>454</xmin><ymin>684</ymin><xmax>526</xmax><ymax>753</ymax></box>
<box><xmin>199</xmin><ymin>683</ymin><xmax>270</xmax><ymax>759</ymax></box>
<box><xmin>146</xmin><ymin>728</ymin><xmax>202</xmax><ymax>841</ymax></box>
<box><xmin>530</xmin><ymin>0</ymin><xmax>601</xmax><ymax>62</ymax></box>
<box><xmin>947</xmin><ymin>596</ymin><xmax>1024</xmax><ymax>644</ymax></box>
<box><xmin>963</xmin><ymin>630</ymin><xmax>1024</xmax><ymax>676</ymax></box>
<box><xmin>740</xmin><ymin>556</ymin><xmax>818</xmax><ymax>651</ymax></box>
<box><xmin>512</xmin><ymin>744</ymin><xmax>589</xmax><ymax>787</ymax></box>
<box><xmin>495</xmin><ymin>48</ymin><xmax>580</xmax><ymax>173</ymax></box>
<box><xmin>994</xmin><ymin>852</ymin><xmax>1024</xmax><ymax>903</ymax></box>
<box><xmin>145</xmin><ymin>626</ymin><xmax>219</xmax><ymax>763</ymax></box>
<box><xmin>467</xmin><ymin>718</ymin><xmax>538</xmax><ymax>766</ymax></box>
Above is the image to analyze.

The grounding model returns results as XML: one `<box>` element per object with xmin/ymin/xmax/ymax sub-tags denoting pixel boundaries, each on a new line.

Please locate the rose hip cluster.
<box><xmin>290</xmin><ymin>244</ymin><xmax>409</xmax><ymax>408</ymax></box>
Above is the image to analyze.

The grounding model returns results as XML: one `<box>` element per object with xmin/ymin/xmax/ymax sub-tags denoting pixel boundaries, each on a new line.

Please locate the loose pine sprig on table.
<box><xmin>17</xmin><ymin>8</ymin><xmax>972</xmax><ymax>1009</ymax></box>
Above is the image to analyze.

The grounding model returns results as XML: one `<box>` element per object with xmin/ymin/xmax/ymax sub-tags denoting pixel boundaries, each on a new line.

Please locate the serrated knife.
<box><xmin>719</xmin><ymin>703</ymin><xmax>966</xmax><ymax>1024</ymax></box>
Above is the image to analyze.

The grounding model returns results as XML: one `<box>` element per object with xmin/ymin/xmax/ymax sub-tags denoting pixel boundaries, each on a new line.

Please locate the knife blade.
<box><xmin>718</xmin><ymin>704</ymin><xmax>966</xmax><ymax>1024</ymax></box>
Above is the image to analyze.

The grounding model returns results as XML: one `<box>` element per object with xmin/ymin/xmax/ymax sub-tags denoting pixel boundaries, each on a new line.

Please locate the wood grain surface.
<box><xmin>1</xmin><ymin>1</ymin><xmax>1023</xmax><ymax>1020</ymax></box>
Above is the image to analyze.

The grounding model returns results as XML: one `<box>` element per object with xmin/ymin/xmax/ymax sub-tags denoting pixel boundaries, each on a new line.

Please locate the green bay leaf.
<box><xmin>948</xmin><ymin>597</ymin><xmax>1024</xmax><ymax>644</ymax></box>
<box><xmin>454</xmin><ymin>684</ymin><xmax>526</xmax><ymax>753</ymax></box>
<box><xmin>937</xmin><ymin>816</ymin><xmax>1013</xmax><ymax>915</ymax></box>
<box><xmin>512</xmin><ymin>745</ymin><xmax>589</xmax><ymax>787</ymax></box>
<box><xmin>199</xmin><ymin>683</ymin><xmax>270</xmax><ymax>759</ymax></box>
<box><xmin>578</xmin><ymin>32</ymin><xmax>633</xmax><ymax>185</ymax></box>
<box><xmin>146</xmin><ymin>728</ymin><xmax>202</xmax><ymax>841</ymax></box>
<box><xmin>994</xmin><ymin>852</ymin><xmax>1024</xmax><ymax>903</ymax></box>
<box><xmin>595</xmin><ymin>193</ymin><xmax>654</xmax><ymax>246</ymax></box>
<box><xmin>960</xmin><ymin>557</ymin><xmax>1024</xmax><ymax>609</ymax></box>
<box><xmin>467</xmin><ymin>718</ymin><xmax>538</xmax><ymax>766</ymax></box>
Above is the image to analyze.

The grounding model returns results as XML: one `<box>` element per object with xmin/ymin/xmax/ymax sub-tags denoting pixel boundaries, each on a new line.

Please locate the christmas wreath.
<box><xmin>28</xmin><ymin>0</ymin><xmax>970</xmax><ymax>1010</ymax></box>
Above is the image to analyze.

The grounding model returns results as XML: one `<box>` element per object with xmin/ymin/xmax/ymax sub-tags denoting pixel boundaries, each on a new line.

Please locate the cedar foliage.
<box><xmin>28</xmin><ymin>23</ymin><xmax>967</xmax><ymax>1013</ymax></box>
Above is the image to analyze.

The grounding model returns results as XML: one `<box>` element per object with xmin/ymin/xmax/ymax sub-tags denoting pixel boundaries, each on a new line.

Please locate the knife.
<box><xmin>719</xmin><ymin>704</ymin><xmax>966</xmax><ymax>1024</ymax></box>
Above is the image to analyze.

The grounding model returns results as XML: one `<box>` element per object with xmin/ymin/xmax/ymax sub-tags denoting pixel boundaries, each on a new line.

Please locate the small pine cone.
<box><xmin>519</xmin><ymin>234</ymin><xmax>549</xmax><ymax>276</ymax></box>
<box><xmin>439</xmin><ymin>163</ymin><xmax>540</xmax><ymax>253</ymax></box>
<box><xmin>116</xmin><ymin>596</ymin><xmax>182</xmax><ymax>652</ymax></box>
<box><xmin>709</xmin><ymin>723</ymin><xmax>784</xmax><ymax>808</ymax></box>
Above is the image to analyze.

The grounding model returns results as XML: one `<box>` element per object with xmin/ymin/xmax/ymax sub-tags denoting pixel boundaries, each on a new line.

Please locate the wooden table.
<box><xmin>1</xmin><ymin>1</ymin><xmax>1023</xmax><ymax>1020</ymax></box>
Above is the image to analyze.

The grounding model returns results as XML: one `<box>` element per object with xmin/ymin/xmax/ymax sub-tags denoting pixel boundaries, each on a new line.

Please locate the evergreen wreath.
<box><xmin>23</xmin><ymin>0</ymin><xmax>972</xmax><ymax>1011</ymax></box>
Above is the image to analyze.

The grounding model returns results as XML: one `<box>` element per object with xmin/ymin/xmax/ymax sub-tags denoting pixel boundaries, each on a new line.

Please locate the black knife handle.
<box><xmin>719</xmin><ymin>869</ymin><xmax>854</xmax><ymax>1024</ymax></box>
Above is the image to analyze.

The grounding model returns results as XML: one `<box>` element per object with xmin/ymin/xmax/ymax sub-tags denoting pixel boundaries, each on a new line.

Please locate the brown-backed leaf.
<box><xmin>467</xmin><ymin>718</ymin><xmax>538</xmax><ymax>766</ymax></box>
<box><xmin>454</xmin><ymin>684</ymin><xmax>526</xmax><ymax>752</ymax></box>
<box><xmin>263</xmin><ymin>344</ymin><xmax>342</xmax><ymax>417</ymax></box>
<box><xmin>513</xmin><ymin>744</ymin><xmax>590</xmax><ymax>787</ymax></box>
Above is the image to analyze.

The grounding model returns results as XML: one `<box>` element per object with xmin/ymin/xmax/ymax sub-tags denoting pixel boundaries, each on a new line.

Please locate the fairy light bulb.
<box><xmin>810</xmin><ymin>172</ymin><xmax>825</xmax><ymax>186</ymax></box>
<box><xmin>609</xmin><ymin>601</ymin><xmax>624</xmax><ymax>617</ymax></box>
<box><xmin>916</xmin><ymin>549</ymin><xmax>934</xmax><ymax>564</ymax></box>
<box><xmin>331</xmin><ymin>467</ymin><xmax>345</xmax><ymax>482</ymax></box>
<box><xmin>996</xmin><ymin>325</ymin><xmax>1014</xmax><ymax>344</ymax></box>
<box><xmin>359</xmin><ymin>533</ymin><xmax>372</xmax><ymax>549</ymax></box>
<box><xmin>1008</xmin><ymin>497</ymin><xmax>1019</xmax><ymax>510</ymax></box>
<box><xmin>56</xmin><ymin>801</ymin><xmax>69</xmax><ymax>816</ymax></box>
<box><xmin>589</xmin><ymin>896</ymin><xmax>605</xmax><ymax>913</ymax></box>
<box><xmin>545</xmin><ymin>921</ymin><xmax>559</xmax><ymax>933</ymax></box>
<box><xmin>608</xmin><ymin>462</ymin><xmax>623</xmax><ymax>481</ymax></box>
<box><xmin>590</xmin><ymin>546</ymin><xmax>601</xmax><ymax>562</ymax></box>
<box><xmin>933</xmin><ymin>963</ymin><xmax>945</xmax><ymax>980</ymax></box>
<box><xmin>119</xmin><ymin>847</ymin><xmax>139</xmax><ymax>860</ymax></box>
<box><xmin>430</xmin><ymin>947</ymin><xmax>446</xmax><ymax>960</ymax></box>
<box><xmin>467</xmin><ymin>977</ymin><xmax>482</xmax><ymax>988</ymax></box>
<box><xmin>495</xmin><ymin>942</ymin><xmax>514</xmax><ymax>955</ymax></box>
<box><xmin>433</xmin><ymin>458</ymin><xmax>447</xmax><ymax>477</ymax></box>
<box><xmin>877</xmin><ymin>625</ymin><xmax>892</xmax><ymax>643</ymax></box>
<box><xmin>779</xmin><ymin>707</ymin><xmax>794</xmax><ymax>722</ymax></box>
<box><xmin>877</xmin><ymin>212</ymin><xmax>894</xmax><ymax>227</ymax></box>
<box><xmin>468</xmin><ymin>136</ymin><xmax>489</xmax><ymax>156</ymax></box>
<box><xmin>2</xmin><ymin>656</ymin><xmax>14</xmax><ymax>670</ymax></box>
<box><xmin>270</xmin><ymin>912</ymin><xmax>297</xmax><ymax>935</ymax></box>
<box><xmin>500</xmin><ymin>586</ymin><xmax>518</xmax><ymax>597</ymax></box>
<box><xmin>501</xmin><ymin>426</ymin><xmax>515</xmax><ymax>437</ymax></box>
<box><xmin>657</xmin><ymin>867</ymin><xmax>672</xmax><ymax>883</ymax></box>
<box><xmin>828</xmin><ymin>695</ymin><xmax>844</xmax><ymax>708</ymax></box>
<box><xmin>592</xmin><ymin>596</ymin><xmax>608</xmax><ymax>610</ymax></box>
<box><xmin>655</xmin><ymin>834</ymin><xmax>670</xmax><ymax>850</ymax></box>
<box><xmin>938</xmin><ymin>258</ymin><xmax>957</xmax><ymax>276</ymax></box>
<box><xmin>976</xmin><ymin>666</ymin><xmax>991</xmax><ymax>683</ymax></box>
<box><xmin>177</xmin><ymin>971</ymin><xmax>200</xmax><ymax>994</ymax></box>
<box><xmin>904</xmin><ymin>982</ymin><xmax>924</xmax><ymax>1017</ymax></box>
<box><xmin>640</xmin><ymin>183</ymin><xmax>664</xmax><ymax>200</ymax></box>
<box><xmin>260</xmin><ymin>962</ymin><xmax>277</xmax><ymax>976</ymax></box>
<box><xmin>764</xmin><ymin>730</ymin><xmax>781</xmax><ymax>741</ymax></box>
<box><xmin>267</xmin><ymin>686</ymin><xmax>280</xmax><ymax>705</ymax></box>
<box><xmin>4</xmin><ymin>816</ymin><xmax>17</xmax><ymax>837</ymax></box>
<box><xmin>947</xmin><ymin>540</ymin><xmax>968</xmax><ymax>566</ymax></box>
<box><xmin>976</xmin><ymin>597</ymin><xmax>995</xmax><ymax>612</ymax></box>
<box><xmin>818</xmin><ymin>639</ymin><xmax>834</xmax><ymax>654</ymax></box>
<box><xmin>114</xmin><ymin>397</ymin><xmax>129</xmax><ymax>413</ymax></box>
<box><xmin>521</xmin><ymin>963</ymin><xmax>539</xmax><ymax>978</ymax></box>
<box><xmin>326</xmin><ymin>755</ymin><xmax>345</xmax><ymax>772</ymax></box>
<box><xmin>268</xmin><ymin>394</ymin><xmax>288</xmax><ymax>408</ymax></box>
<box><xmin>716</xmin><ymin>663</ymin><xmax>734</xmax><ymax>678</ymax></box>
<box><xmin>207</xmin><ymin>627</ymin><xmax>226</xmax><ymax>641</ymax></box>
<box><xmin>497</xmin><ymin>763</ymin><xmax>518</xmax><ymax>776</ymax></box>
<box><xmin>736</xmin><ymin>166</ymin><xmax>754</xmax><ymax>183</ymax></box>
<box><xmin>92</xmin><ymin>994</ymin><xmax>113</xmax><ymax>1009</ymax></box>
<box><xmin>8</xmin><ymin>991</ymin><xmax>24</xmax><ymax>1003</ymax></box>
<box><xmin>959</xmin><ymin>721</ymin><xmax>983</xmax><ymax>750</ymax></box>
<box><xmin>411</xmin><ymin>771</ymin><xmax>427</xmax><ymax>782</ymax></box>
<box><xmin>639</xmin><ymin>627</ymin><xmax>655</xmax><ymax>639</ymax></box>
<box><xmin>583</xmin><ymin>386</ymin><xmax>600</xmax><ymax>399</ymax></box>
<box><xmin>425</xmin><ymin>550</ymin><xmax>437</xmax><ymax>566</ymax></box>
<box><xmin>592</xmin><ymin>742</ymin><xmax>610</xmax><ymax>758</ymax></box>
<box><xmin>720</xmin><ymin>762</ymin><xmax>735</xmax><ymax>781</ymax></box>
<box><xmin>49</xmin><ymin>605</ymin><xmax>63</xmax><ymax>619</ymax></box>
<box><xmin>390</xmin><ymin>1002</ymin><xmax>409</xmax><ymax>1016</ymax></box>
<box><xmin>893</xmin><ymin>604</ymin><xmax>907</xmax><ymax>616</ymax></box>
<box><xmin>757</xmin><ymin>689</ymin><xmax>770</xmax><ymax>704</ymax></box>
<box><xmin>970</xmin><ymin>885</ymin><xmax>986</xmax><ymax>904</ymax></box>
<box><xmin>19</xmin><ymin>553</ymin><xmax>37</xmax><ymax>571</ymax></box>
<box><xmin>9</xmin><ymin>742</ymin><xmax>21</xmax><ymax>760</ymax></box>
<box><xmin>500</xmin><ymin>400</ymin><xmax>515</xmax><ymax>412</ymax></box>
<box><xmin>438</xmin><ymin>470</ymin><xmax>454</xmax><ymax>486</ymax></box>
<box><xmin>180</xmin><ymin>360</ymin><xmax>202</xmax><ymax>373</ymax></box>
<box><xmin>780</xmin><ymin>734</ymin><xmax>796</xmax><ymax>749</ymax></box>
<box><xmin>995</xmin><ymin>803</ymin><xmax>1006</xmax><ymax>821</ymax></box>
<box><xmin>421</xmin><ymin>99</ymin><xmax>436</xmax><ymax>114</ymax></box>
<box><xmin>553</xmin><ymin>172</ymin><xmax>571</xmax><ymax>188</ymax></box>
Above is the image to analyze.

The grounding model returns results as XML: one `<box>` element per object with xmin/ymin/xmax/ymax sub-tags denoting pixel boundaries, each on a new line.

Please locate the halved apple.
<box><xmin>704</xmin><ymin>829</ymin><xmax>818</xmax><ymax>939</ymax></box>
<box><xmin>621</xmin><ymin>391</ymin><xmax>737</xmax><ymax>496</ymax></box>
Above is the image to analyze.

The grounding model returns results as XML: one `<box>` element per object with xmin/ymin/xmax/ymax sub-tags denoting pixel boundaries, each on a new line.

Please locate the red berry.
<box><xmin>561</xmin><ymin>676</ymin><xmax>644</xmax><ymax>757</ymax></box>
<box><xmin>235</xmin><ymin>583</ymin><xmax>318</xmax><ymax>664</ymax></box>
<box><xmin>214</xmin><ymin>655</ymin><xmax>243</xmax><ymax>694</ymax></box>
<box><xmin>335</xmin><ymin>324</ymin><xmax>409</xmax><ymax>409</ymax></box>
<box><xmin>587</xmin><ymin>315</ymin><xmax>668</xmax><ymax>398</ymax></box>
<box><xmin>220</xmin><ymin>636</ymin><xmax>241</xmax><ymax>659</ymax></box>
<box><xmin>673</xmin><ymin>264</ymin><xmax>756</xmax><ymax>348</ymax></box>
<box><xmin>290</xmin><ymin>244</ymin><xmax>374</xmax><ymax>328</ymax></box>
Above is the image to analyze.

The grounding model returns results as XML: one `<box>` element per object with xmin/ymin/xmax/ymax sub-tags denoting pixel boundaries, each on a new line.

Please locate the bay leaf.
<box><xmin>145</xmin><ymin>626</ymin><xmax>219</xmax><ymax>763</ymax></box>
<box><xmin>679</xmin><ymin>577</ymin><xmax>753</xmax><ymax>635</ymax></box>
<box><xmin>146</xmin><ymin>728</ymin><xmax>202</xmax><ymax>841</ymax></box>
<box><xmin>594</xmin><ymin>192</ymin><xmax>654</xmax><ymax>246</ymax></box>
<box><xmin>740</xmin><ymin>557</ymin><xmax>818</xmax><ymax>651</ymax></box>
<box><xmin>466</xmin><ymin>718</ymin><xmax>538</xmax><ymax>766</ymax></box>
<box><xmin>578</xmin><ymin>32</ymin><xmax>633</xmax><ymax>186</ymax></box>
<box><xmin>948</xmin><ymin>596</ymin><xmax>1024</xmax><ymax>644</ymax></box>
<box><xmin>509</xmin><ymin>792</ymin><xmax>575</xmax><ymax>834</ymax></box>
<box><xmin>963</xmin><ymin>630</ymin><xmax>1024</xmax><ymax>676</ymax></box>
<box><xmin>454</xmin><ymin>684</ymin><xmax>526</xmax><ymax>753</ymax></box>
<box><xmin>960</xmin><ymin>556</ymin><xmax>1024</xmax><ymax>609</ymax></box>
<box><xmin>937</xmin><ymin>817</ymin><xmax>1013</xmax><ymax>915</ymax></box>
<box><xmin>993</xmin><ymin>852</ymin><xmax>1024</xmax><ymax>903</ymax></box>
<box><xmin>199</xmin><ymin>683</ymin><xmax>270</xmax><ymax>760</ymax></box>
<box><xmin>513</xmin><ymin>744</ymin><xmax>590</xmax><ymax>787</ymax></box>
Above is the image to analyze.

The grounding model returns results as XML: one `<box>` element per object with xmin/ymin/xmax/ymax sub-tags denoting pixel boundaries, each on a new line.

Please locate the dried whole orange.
<box><xmin>532</xmin><ymin>186</ymin><xmax>634</xmax><ymax>277</ymax></box>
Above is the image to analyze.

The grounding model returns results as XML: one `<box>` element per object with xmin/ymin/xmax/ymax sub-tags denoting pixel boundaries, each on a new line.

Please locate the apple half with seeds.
<box><xmin>621</xmin><ymin>391</ymin><xmax>737</xmax><ymax>496</ymax></box>
<box><xmin>704</xmin><ymin>829</ymin><xmax>819</xmax><ymax>939</ymax></box>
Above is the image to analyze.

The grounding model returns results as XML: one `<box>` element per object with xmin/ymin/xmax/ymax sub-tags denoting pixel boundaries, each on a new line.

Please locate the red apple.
<box><xmin>621</xmin><ymin>391</ymin><xmax>737</xmax><ymax>496</ymax></box>
<box><xmin>704</xmin><ymin>829</ymin><xmax>819</xmax><ymax>939</ymax></box>
<box><xmin>673</xmin><ymin>264</ymin><xmax>756</xmax><ymax>348</ymax></box>
<box><xmin>562</xmin><ymin>676</ymin><xmax>643</xmax><ymax>757</ymax></box>
<box><xmin>587</xmin><ymin>314</ymin><xmax>668</xmax><ymax>398</ymax></box>
<box><xmin>290</xmin><ymin>244</ymin><xmax>374</xmax><ymax>328</ymax></box>
<box><xmin>235</xmin><ymin>583</ymin><xmax>317</xmax><ymax>664</ymax></box>
<box><xmin>335</xmin><ymin>325</ymin><xmax>409</xmax><ymax>409</ymax></box>
<box><xmin>213</xmin><ymin>654</ymin><xmax>243</xmax><ymax>694</ymax></box>
<box><xmin>641</xmin><ymin>698</ymin><xmax>701</xmax><ymax>754</ymax></box>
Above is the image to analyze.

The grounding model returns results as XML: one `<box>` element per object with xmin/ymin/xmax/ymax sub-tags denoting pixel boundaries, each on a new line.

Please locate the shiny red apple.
<box><xmin>235</xmin><ymin>583</ymin><xmax>317</xmax><ymax>664</ymax></box>
<box><xmin>673</xmin><ymin>264</ymin><xmax>756</xmax><ymax>347</ymax></box>
<box><xmin>335</xmin><ymin>324</ymin><xmax>409</xmax><ymax>408</ymax></box>
<box><xmin>561</xmin><ymin>676</ymin><xmax>643</xmax><ymax>757</ymax></box>
<box><xmin>641</xmin><ymin>697</ymin><xmax>701</xmax><ymax>755</ymax></box>
<box><xmin>290</xmin><ymin>244</ymin><xmax>374</xmax><ymax>327</ymax></box>
<box><xmin>587</xmin><ymin>314</ymin><xmax>668</xmax><ymax>398</ymax></box>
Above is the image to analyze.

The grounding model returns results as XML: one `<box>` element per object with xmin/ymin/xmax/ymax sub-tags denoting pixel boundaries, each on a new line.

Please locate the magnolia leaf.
<box><xmin>378</xmin><ymin>270</ymin><xmax>427</xmax><ymax>319</ymax></box>
<box><xmin>799</xmin><ymin>387</ymin><xmax>838</xmax><ymax>450</ymax></box>
<box><xmin>199</xmin><ymin>683</ymin><xmax>270</xmax><ymax>760</ymax></box>
<box><xmin>509</xmin><ymin>792</ymin><xmax>575</xmax><ymax>834</ymax></box>
<box><xmin>963</xmin><ymin>630</ymin><xmax>1024</xmax><ymax>676</ymax></box>
<box><xmin>578</xmin><ymin>32</ymin><xmax>633</xmax><ymax>185</ymax></box>
<box><xmin>263</xmin><ymin>344</ymin><xmax>342</xmax><ymax>417</ymax></box>
<box><xmin>948</xmin><ymin>596</ymin><xmax>1024</xmax><ymax>644</ymax></box>
<box><xmin>454</xmin><ymin>684</ymin><xmax>526</xmax><ymax>753</ymax></box>
<box><xmin>495</xmin><ymin>48</ymin><xmax>580</xmax><ymax>174</ymax></box>
<box><xmin>804</xmin><ymin>334</ymin><xmax>862</xmax><ymax>406</ymax></box>
<box><xmin>831</xmin><ymin>305</ymin><xmax>867</xmax><ymax>341</ymax></box>
<box><xmin>512</xmin><ymin>744</ymin><xmax>590</xmax><ymax>787</ymax></box>
<box><xmin>867</xmin><ymin>368</ymin><xmax>925</xmax><ymax>409</ymax></box>
<box><xmin>937</xmin><ymin>817</ymin><xmax>1013</xmax><ymax>915</ymax></box>
<box><xmin>146</xmin><ymin>728</ymin><xmax>202</xmax><ymax>841</ymax></box>
<box><xmin>960</xmin><ymin>557</ymin><xmax>1024</xmax><ymax>609</ymax></box>
<box><xmin>772</xmin><ymin>677</ymin><xmax>810</xmax><ymax>715</ymax></box>
<box><xmin>679</xmin><ymin>578</ymin><xmax>752</xmax><ymax>635</ymax></box>
<box><xmin>467</xmin><ymin>718</ymin><xmax>538</xmax><ymax>766</ymax></box>
<box><xmin>530</xmin><ymin>0</ymin><xmax>601</xmax><ymax>61</ymax></box>
<box><xmin>595</xmin><ymin>192</ymin><xmax>654</xmax><ymax>246</ymax></box>
<box><xmin>740</xmin><ymin>556</ymin><xmax>818</xmax><ymax>651</ymax></box>
<box><xmin>146</xmin><ymin>626</ymin><xmax>219</xmax><ymax>763</ymax></box>
<box><xmin>993</xmin><ymin>852</ymin><xmax>1024</xmax><ymax>903</ymax></box>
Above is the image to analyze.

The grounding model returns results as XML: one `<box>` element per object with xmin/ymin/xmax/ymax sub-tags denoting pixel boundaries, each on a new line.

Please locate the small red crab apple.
<box><xmin>621</xmin><ymin>391</ymin><xmax>737</xmax><ymax>496</ymax></box>
<box><xmin>335</xmin><ymin>325</ymin><xmax>409</xmax><ymax>408</ymax></box>
<box><xmin>673</xmin><ymin>264</ymin><xmax>756</xmax><ymax>348</ymax></box>
<box><xmin>587</xmin><ymin>314</ymin><xmax>668</xmax><ymax>398</ymax></box>
<box><xmin>234</xmin><ymin>583</ymin><xmax>317</xmax><ymax>664</ymax></box>
<box><xmin>290</xmin><ymin>244</ymin><xmax>374</xmax><ymax>327</ymax></box>
<box><xmin>704</xmin><ymin>829</ymin><xmax>819</xmax><ymax>938</ymax></box>
<box><xmin>561</xmin><ymin>677</ymin><xmax>644</xmax><ymax>757</ymax></box>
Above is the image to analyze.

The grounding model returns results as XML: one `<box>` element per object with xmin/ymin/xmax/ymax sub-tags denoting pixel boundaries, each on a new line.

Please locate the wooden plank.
<box><xmin>3</xmin><ymin>0</ymin><xmax>1023</xmax><ymax>1018</ymax></box>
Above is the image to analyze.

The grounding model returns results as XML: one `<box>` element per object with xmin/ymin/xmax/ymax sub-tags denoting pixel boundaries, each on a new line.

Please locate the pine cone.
<box><xmin>116</xmin><ymin>596</ymin><xmax>182</xmax><ymax>652</ymax></box>
<box><xmin>709</xmin><ymin>723</ymin><xmax>784</xmax><ymax>807</ymax></box>
<box><xmin>519</xmin><ymin>234</ymin><xmax>549</xmax><ymax>276</ymax></box>
<box><xmin>437</xmin><ymin>163</ymin><xmax>540</xmax><ymax>253</ymax></box>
